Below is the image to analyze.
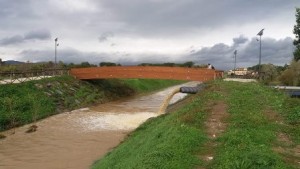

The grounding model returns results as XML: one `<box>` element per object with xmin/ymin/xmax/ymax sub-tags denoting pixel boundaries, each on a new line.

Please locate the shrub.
<box><xmin>279</xmin><ymin>60</ymin><xmax>300</xmax><ymax>86</ymax></box>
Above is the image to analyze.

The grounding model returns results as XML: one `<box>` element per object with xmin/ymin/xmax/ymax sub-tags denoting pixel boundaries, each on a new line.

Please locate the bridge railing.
<box><xmin>0</xmin><ymin>69</ymin><xmax>69</xmax><ymax>85</ymax></box>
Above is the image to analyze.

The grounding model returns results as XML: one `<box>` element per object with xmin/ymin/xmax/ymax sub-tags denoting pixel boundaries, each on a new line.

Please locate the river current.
<box><xmin>0</xmin><ymin>82</ymin><xmax>198</xmax><ymax>169</ymax></box>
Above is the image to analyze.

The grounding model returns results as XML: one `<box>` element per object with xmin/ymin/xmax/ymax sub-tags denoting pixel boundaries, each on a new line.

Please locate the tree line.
<box><xmin>0</xmin><ymin>61</ymin><xmax>206</xmax><ymax>73</ymax></box>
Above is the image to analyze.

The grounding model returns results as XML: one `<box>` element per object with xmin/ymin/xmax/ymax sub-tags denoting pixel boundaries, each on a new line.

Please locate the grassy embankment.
<box><xmin>0</xmin><ymin>76</ymin><xmax>183</xmax><ymax>131</ymax></box>
<box><xmin>92</xmin><ymin>80</ymin><xmax>300</xmax><ymax>169</ymax></box>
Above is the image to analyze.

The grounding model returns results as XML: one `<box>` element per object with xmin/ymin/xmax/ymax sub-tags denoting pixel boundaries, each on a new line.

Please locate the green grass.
<box><xmin>206</xmin><ymin>81</ymin><xmax>299</xmax><ymax>169</ymax></box>
<box><xmin>0</xmin><ymin>76</ymin><xmax>183</xmax><ymax>131</ymax></box>
<box><xmin>0</xmin><ymin>79</ymin><xmax>56</xmax><ymax>130</ymax></box>
<box><xmin>92</xmin><ymin>94</ymin><xmax>209</xmax><ymax>169</ymax></box>
<box><xmin>92</xmin><ymin>80</ymin><xmax>300</xmax><ymax>169</ymax></box>
<box><xmin>209</xmin><ymin>81</ymin><xmax>291</xmax><ymax>169</ymax></box>
<box><xmin>278</xmin><ymin>97</ymin><xmax>300</xmax><ymax>144</ymax></box>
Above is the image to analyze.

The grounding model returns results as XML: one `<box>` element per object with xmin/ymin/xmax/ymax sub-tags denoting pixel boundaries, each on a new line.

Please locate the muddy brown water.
<box><xmin>0</xmin><ymin>82</ymin><xmax>198</xmax><ymax>169</ymax></box>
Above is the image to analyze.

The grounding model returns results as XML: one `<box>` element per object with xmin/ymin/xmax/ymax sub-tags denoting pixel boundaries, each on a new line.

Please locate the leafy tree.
<box><xmin>139</xmin><ymin>63</ymin><xmax>150</xmax><ymax>66</ymax></box>
<box><xmin>67</xmin><ymin>62</ymin><xmax>75</xmax><ymax>68</ymax></box>
<box><xmin>58</xmin><ymin>61</ymin><xmax>67</xmax><ymax>68</ymax></box>
<box><xmin>182</xmin><ymin>61</ymin><xmax>195</xmax><ymax>68</ymax></box>
<box><xmin>279</xmin><ymin>60</ymin><xmax>300</xmax><ymax>86</ymax></box>
<box><xmin>248</xmin><ymin>65</ymin><xmax>259</xmax><ymax>71</ymax></box>
<box><xmin>261</xmin><ymin>64</ymin><xmax>278</xmax><ymax>84</ymax></box>
<box><xmin>99</xmin><ymin>62</ymin><xmax>118</xmax><ymax>67</ymax></box>
<box><xmin>293</xmin><ymin>8</ymin><xmax>300</xmax><ymax>61</ymax></box>
<box><xmin>162</xmin><ymin>62</ymin><xmax>176</xmax><ymax>67</ymax></box>
<box><xmin>80</xmin><ymin>62</ymin><xmax>91</xmax><ymax>68</ymax></box>
<box><xmin>276</xmin><ymin>64</ymin><xmax>288</xmax><ymax>72</ymax></box>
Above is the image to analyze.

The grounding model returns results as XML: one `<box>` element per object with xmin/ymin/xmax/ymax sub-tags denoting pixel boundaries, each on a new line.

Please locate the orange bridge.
<box><xmin>70</xmin><ymin>66</ymin><xmax>223</xmax><ymax>81</ymax></box>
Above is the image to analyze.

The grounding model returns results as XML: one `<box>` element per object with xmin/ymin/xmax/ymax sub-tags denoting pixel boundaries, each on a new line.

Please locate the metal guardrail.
<box><xmin>272</xmin><ymin>86</ymin><xmax>300</xmax><ymax>97</ymax></box>
<box><xmin>0</xmin><ymin>69</ymin><xmax>69</xmax><ymax>84</ymax></box>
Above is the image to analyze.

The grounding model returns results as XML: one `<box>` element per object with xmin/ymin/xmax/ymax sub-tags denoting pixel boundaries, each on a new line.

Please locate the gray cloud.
<box><xmin>0</xmin><ymin>1</ymin><xmax>32</xmax><ymax>19</ymax></box>
<box><xmin>98</xmin><ymin>0</ymin><xmax>300</xmax><ymax>36</ymax></box>
<box><xmin>1</xmin><ymin>0</ymin><xmax>299</xmax><ymax>69</ymax></box>
<box><xmin>233</xmin><ymin>35</ymin><xmax>248</xmax><ymax>46</ymax></box>
<box><xmin>0</xmin><ymin>29</ymin><xmax>51</xmax><ymax>46</ymax></box>
<box><xmin>17</xmin><ymin>48</ymin><xmax>174</xmax><ymax>66</ymax></box>
<box><xmin>0</xmin><ymin>35</ymin><xmax>24</xmax><ymax>45</ymax></box>
<box><xmin>24</xmin><ymin>29</ymin><xmax>51</xmax><ymax>40</ymax></box>
<box><xmin>190</xmin><ymin>36</ymin><xmax>294</xmax><ymax>70</ymax></box>
<box><xmin>0</xmin><ymin>0</ymin><xmax>39</xmax><ymax>31</ymax></box>
<box><xmin>98</xmin><ymin>32</ymin><xmax>114</xmax><ymax>43</ymax></box>
<box><xmin>18</xmin><ymin>48</ymin><xmax>106</xmax><ymax>64</ymax></box>
<box><xmin>0</xmin><ymin>0</ymin><xmax>298</xmax><ymax>39</ymax></box>
<box><xmin>0</xmin><ymin>0</ymin><xmax>299</xmax><ymax>39</ymax></box>
<box><xmin>15</xmin><ymin>35</ymin><xmax>294</xmax><ymax>70</ymax></box>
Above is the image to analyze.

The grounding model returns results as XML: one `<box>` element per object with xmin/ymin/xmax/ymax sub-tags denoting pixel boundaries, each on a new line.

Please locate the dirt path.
<box><xmin>198</xmin><ymin>101</ymin><xmax>229</xmax><ymax>167</ymax></box>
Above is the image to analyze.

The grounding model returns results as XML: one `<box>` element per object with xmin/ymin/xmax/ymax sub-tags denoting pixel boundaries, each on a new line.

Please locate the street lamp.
<box><xmin>257</xmin><ymin>29</ymin><xmax>264</xmax><ymax>77</ymax></box>
<box><xmin>233</xmin><ymin>50</ymin><xmax>237</xmax><ymax>74</ymax></box>
<box><xmin>54</xmin><ymin>38</ymin><xmax>59</xmax><ymax>67</ymax></box>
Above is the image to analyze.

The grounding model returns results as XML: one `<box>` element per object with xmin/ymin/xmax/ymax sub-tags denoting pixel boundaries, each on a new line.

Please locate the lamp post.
<box><xmin>54</xmin><ymin>38</ymin><xmax>59</xmax><ymax>67</ymax></box>
<box><xmin>257</xmin><ymin>29</ymin><xmax>264</xmax><ymax>77</ymax></box>
<box><xmin>233</xmin><ymin>50</ymin><xmax>237</xmax><ymax>74</ymax></box>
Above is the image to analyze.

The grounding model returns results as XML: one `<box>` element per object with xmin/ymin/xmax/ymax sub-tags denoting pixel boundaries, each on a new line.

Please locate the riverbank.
<box><xmin>0</xmin><ymin>82</ymin><xmax>194</xmax><ymax>169</ymax></box>
<box><xmin>92</xmin><ymin>80</ymin><xmax>300</xmax><ymax>169</ymax></box>
<box><xmin>0</xmin><ymin>76</ymin><xmax>183</xmax><ymax>132</ymax></box>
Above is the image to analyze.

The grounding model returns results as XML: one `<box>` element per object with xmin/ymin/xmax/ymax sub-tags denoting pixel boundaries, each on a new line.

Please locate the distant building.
<box><xmin>228</xmin><ymin>68</ymin><xmax>249</xmax><ymax>76</ymax></box>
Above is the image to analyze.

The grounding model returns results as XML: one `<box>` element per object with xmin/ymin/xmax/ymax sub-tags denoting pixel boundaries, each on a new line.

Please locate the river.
<box><xmin>0</xmin><ymin>82</ymin><xmax>198</xmax><ymax>169</ymax></box>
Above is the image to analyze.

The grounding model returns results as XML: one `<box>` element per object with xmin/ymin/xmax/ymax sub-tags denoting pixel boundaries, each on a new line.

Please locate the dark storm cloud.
<box><xmin>189</xmin><ymin>36</ymin><xmax>294</xmax><ymax>70</ymax></box>
<box><xmin>241</xmin><ymin>37</ymin><xmax>294</xmax><ymax>64</ymax></box>
<box><xmin>0</xmin><ymin>29</ymin><xmax>51</xmax><ymax>46</ymax></box>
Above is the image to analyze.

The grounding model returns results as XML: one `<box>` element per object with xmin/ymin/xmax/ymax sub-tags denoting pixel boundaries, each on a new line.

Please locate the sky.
<box><xmin>0</xmin><ymin>0</ymin><xmax>299</xmax><ymax>70</ymax></box>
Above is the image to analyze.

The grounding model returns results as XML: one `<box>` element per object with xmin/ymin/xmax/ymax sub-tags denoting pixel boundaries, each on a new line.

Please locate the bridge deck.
<box><xmin>70</xmin><ymin>66</ymin><xmax>221</xmax><ymax>81</ymax></box>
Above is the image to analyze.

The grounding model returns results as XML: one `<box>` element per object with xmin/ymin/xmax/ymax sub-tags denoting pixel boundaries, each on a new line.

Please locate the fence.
<box><xmin>0</xmin><ymin>69</ymin><xmax>69</xmax><ymax>85</ymax></box>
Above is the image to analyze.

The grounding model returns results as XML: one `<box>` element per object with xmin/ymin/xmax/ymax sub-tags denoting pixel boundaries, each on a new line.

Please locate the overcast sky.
<box><xmin>0</xmin><ymin>0</ymin><xmax>299</xmax><ymax>70</ymax></box>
